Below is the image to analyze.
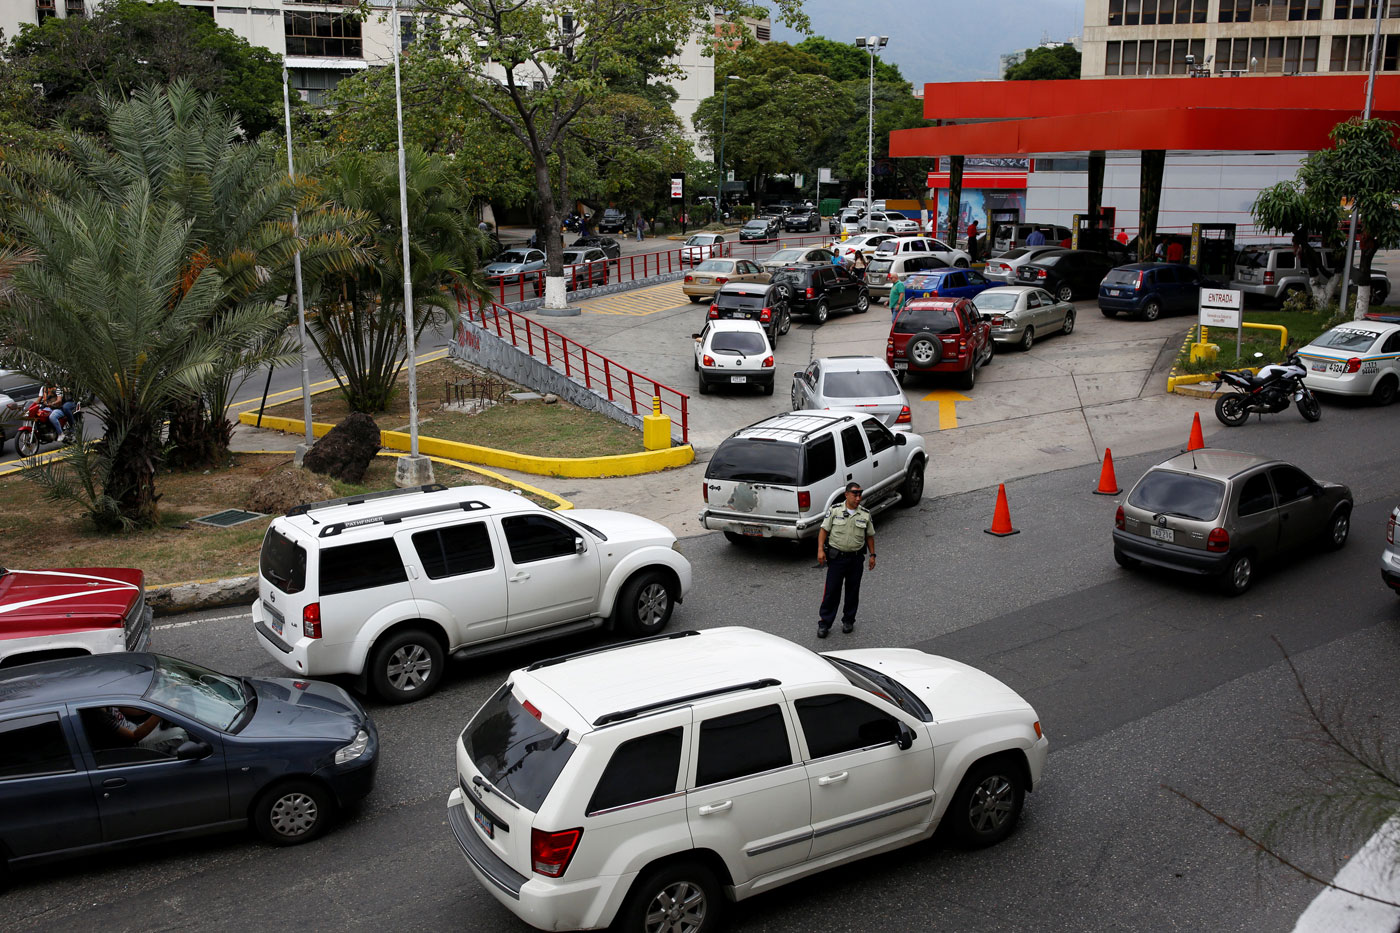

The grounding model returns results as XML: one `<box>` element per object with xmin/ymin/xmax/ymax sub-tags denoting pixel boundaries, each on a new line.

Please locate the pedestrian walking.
<box><xmin>966</xmin><ymin>219</ymin><xmax>980</xmax><ymax>264</ymax></box>
<box><xmin>636</xmin><ymin>215</ymin><xmax>647</xmax><ymax>241</ymax></box>
<box><xmin>850</xmin><ymin>250</ymin><xmax>869</xmax><ymax>280</ymax></box>
<box><xmin>888</xmin><ymin>276</ymin><xmax>908</xmax><ymax>320</ymax></box>
<box><xmin>815</xmin><ymin>483</ymin><xmax>876</xmax><ymax>638</ymax></box>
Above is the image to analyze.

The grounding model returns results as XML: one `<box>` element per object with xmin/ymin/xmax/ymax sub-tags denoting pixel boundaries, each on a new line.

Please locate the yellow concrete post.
<box><xmin>642</xmin><ymin>395</ymin><xmax>671</xmax><ymax>450</ymax></box>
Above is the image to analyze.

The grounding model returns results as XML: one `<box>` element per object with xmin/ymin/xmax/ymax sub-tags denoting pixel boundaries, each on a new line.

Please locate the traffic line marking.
<box><xmin>921</xmin><ymin>389</ymin><xmax>971</xmax><ymax>430</ymax></box>
<box><xmin>579</xmin><ymin>282</ymin><xmax>689</xmax><ymax>316</ymax></box>
<box><xmin>155</xmin><ymin>611</ymin><xmax>251</xmax><ymax>630</ymax></box>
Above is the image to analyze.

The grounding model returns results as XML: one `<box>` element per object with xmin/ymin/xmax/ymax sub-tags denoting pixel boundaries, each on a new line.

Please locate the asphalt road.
<box><xmin>8</xmin><ymin>397</ymin><xmax>1398</xmax><ymax>932</ymax></box>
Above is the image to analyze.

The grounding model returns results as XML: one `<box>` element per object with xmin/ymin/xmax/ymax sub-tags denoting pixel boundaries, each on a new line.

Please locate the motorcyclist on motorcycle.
<box><xmin>38</xmin><ymin>384</ymin><xmax>76</xmax><ymax>444</ymax></box>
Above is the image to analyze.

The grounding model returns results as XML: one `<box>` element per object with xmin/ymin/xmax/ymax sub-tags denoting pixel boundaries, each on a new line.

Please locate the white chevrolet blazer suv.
<box><xmin>446</xmin><ymin>626</ymin><xmax>1048</xmax><ymax>932</ymax></box>
<box><xmin>251</xmin><ymin>484</ymin><xmax>692</xmax><ymax>703</ymax></box>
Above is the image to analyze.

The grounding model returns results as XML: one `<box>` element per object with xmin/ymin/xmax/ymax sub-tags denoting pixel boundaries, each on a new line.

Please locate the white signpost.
<box><xmin>1199</xmin><ymin>287</ymin><xmax>1244</xmax><ymax>359</ymax></box>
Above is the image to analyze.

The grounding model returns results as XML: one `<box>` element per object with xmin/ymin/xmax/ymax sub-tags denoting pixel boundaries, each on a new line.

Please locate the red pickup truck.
<box><xmin>0</xmin><ymin>566</ymin><xmax>151</xmax><ymax>668</ymax></box>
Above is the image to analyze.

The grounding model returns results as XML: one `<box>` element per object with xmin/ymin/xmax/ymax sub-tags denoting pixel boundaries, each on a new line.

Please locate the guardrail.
<box><xmin>457</xmin><ymin>293</ymin><xmax>689</xmax><ymax>444</ymax></box>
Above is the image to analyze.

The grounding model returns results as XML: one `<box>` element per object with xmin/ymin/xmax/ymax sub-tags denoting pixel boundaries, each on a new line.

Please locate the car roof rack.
<box><xmin>287</xmin><ymin>483</ymin><xmax>449</xmax><ymax>518</ymax></box>
<box><xmin>317</xmin><ymin>499</ymin><xmax>492</xmax><ymax>538</ymax></box>
<box><xmin>526</xmin><ymin>630</ymin><xmax>700</xmax><ymax>672</ymax></box>
<box><xmin>736</xmin><ymin>413</ymin><xmax>854</xmax><ymax>441</ymax></box>
<box><xmin>593</xmin><ymin>678</ymin><xmax>783</xmax><ymax>727</ymax></box>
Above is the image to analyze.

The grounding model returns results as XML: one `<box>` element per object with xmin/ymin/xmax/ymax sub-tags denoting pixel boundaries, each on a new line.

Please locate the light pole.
<box><xmin>716</xmin><ymin>75</ymin><xmax>743</xmax><ymax>218</ymax></box>
<box><xmin>280</xmin><ymin>67</ymin><xmax>314</xmax><ymax>466</ymax></box>
<box><xmin>854</xmin><ymin>35</ymin><xmax>888</xmax><ymax>205</ymax></box>
<box><xmin>1338</xmin><ymin>0</ymin><xmax>1387</xmax><ymax>319</ymax></box>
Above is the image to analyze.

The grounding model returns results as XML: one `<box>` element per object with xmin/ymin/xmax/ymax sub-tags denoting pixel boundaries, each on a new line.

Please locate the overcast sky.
<box><xmin>771</xmin><ymin>0</ymin><xmax>1085</xmax><ymax>86</ymax></box>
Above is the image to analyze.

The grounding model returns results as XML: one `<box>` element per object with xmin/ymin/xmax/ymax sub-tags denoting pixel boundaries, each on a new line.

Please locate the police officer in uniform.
<box><xmin>815</xmin><ymin>482</ymin><xmax>876</xmax><ymax>638</ymax></box>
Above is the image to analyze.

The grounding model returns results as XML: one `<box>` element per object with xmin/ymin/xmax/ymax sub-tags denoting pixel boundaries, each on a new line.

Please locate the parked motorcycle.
<box><xmin>15</xmin><ymin>399</ymin><xmax>83</xmax><ymax>457</ymax></box>
<box><xmin>1212</xmin><ymin>351</ymin><xmax>1320</xmax><ymax>426</ymax></box>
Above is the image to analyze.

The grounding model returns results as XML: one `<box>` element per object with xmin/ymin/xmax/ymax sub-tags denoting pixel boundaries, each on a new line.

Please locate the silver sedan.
<box><xmin>791</xmin><ymin>356</ymin><xmax>912</xmax><ymax>432</ymax></box>
<box><xmin>762</xmin><ymin>246</ymin><xmax>837</xmax><ymax>274</ymax></box>
<box><xmin>981</xmin><ymin>245</ymin><xmax>1068</xmax><ymax>284</ymax></box>
<box><xmin>972</xmin><ymin>285</ymin><xmax>1076</xmax><ymax>350</ymax></box>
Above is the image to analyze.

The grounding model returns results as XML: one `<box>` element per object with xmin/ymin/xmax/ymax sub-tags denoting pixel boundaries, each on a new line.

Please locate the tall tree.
<box><xmin>1005</xmin><ymin>45</ymin><xmax>1082</xmax><ymax>81</ymax></box>
<box><xmin>417</xmin><ymin>0</ymin><xmax>808</xmax><ymax>310</ymax></box>
<box><xmin>792</xmin><ymin>37</ymin><xmax>901</xmax><ymax>83</ymax></box>
<box><xmin>1</xmin><ymin>0</ymin><xmax>283</xmax><ymax>136</ymax></box>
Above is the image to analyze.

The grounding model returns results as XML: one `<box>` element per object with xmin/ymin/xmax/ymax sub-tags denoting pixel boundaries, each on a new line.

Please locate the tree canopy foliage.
<box><xmin>1004</xmin><ymin>44</ymin><xmax>1081</xmax><ymax>81</ymax></box>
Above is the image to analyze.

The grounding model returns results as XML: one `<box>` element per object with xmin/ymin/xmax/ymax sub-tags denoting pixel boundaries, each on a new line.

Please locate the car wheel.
<box><xmin>906</xmin><ymin>334</ymin><xmax>942</xmax><ymax>368</ymax></box>
<box><xmin>1062</xmin><ymin>309</ymin><xmax>1076</xmax><ymax>335</ymax></box>
<box><xmin>698</xmin><ymin>377</ymin><xmax>710</xmax><ymax>395</ymax></box>
<box><xmin>762</xmin><ymin>380</ymin><xmax>774</xmax><ymax>396</ymax></box>
<box><xmin>618</xmin><ymin>861</ymin><xmax>724</xmax><ymax>933</ymax></box>
<box><xmin>1374</xmin><ymin>283</ymin><xmax>1390</xmax><ymax>305</ymax></box>
<box><xmin>947</xmin><ymin>757</ymin><xmax>1026</xmax><ymax>849</ymax></box>
<box><xmin>722</xmin><ymin>531</ymin><xmax>752</xmax><ymax>546</ymax></box>
<box><xmin>960</xmin><ymin>357</ymin><xmax>977</xmax><ymax>390</ymax></box>
<box><xmin>253</xmin><ymin>780</ymin><xmax>334</xmax><ymax>846</ymax></box>
<box><xmin>1215</xmin><ymin>394</ymin><xmax>1249</xmax><ymax>427</ymax></box>
<box><xmin>982</xmin><ymin>340</ymin><xmax>994</xmax><ymax>365</ymax></box>
<box><xmin>370</xmin><ymin>628</ymin><xmax>445</xmax><ymax>703</ymax></box>
<box><xmin>856</xmin><ymin>292</ymin><xmax>870</xmax><ymax>313</ymax></box>
<box><xmin>1218</xmin><ymin>552</ymin><xmax>1255</xmax><ymax>596</ymax></box>
<box><xmin>1101</xmin><ymin>307</ymin><xmax>1118</xmax><ymax>318</ymax></box>
<box><xmin>1323</xmin><ymin>507</ymin><xmax>1351</xmax><ymax>551</ymax></box>
<box><xmin>1113</xmin><ymin>546</ymin><xmax>1140</xmax><ymax>570</ymax></box>
<box><xmin>617</xmin><ymin>570</ymin><xmax>674</xmax><ymax>637</ymax></box>
<box><xmin>1018</xmin><ymin>326</ymin><xmax>1034</xmax><ymax>351</ymax></box>
<box><xmin>779</xmin><ymin>306</ymin><xmax>792</xmax><ymax>335</ymax></box>
<box><xmin>1140</xmin><ymin>299</ymin><xmax>1162</xmax><ymax>322</ymax></box>
<box><xmin>1056</xmin><ymin>285</ymin><xmax>1073</xmax><ymax>303</ymax></box>
<box><xmin>899</xmin><ymin>456</ymin><xmax>925</xmax><ymax>506</ymax></box>
<box><xmin>894</xmin><ymin>369</ymin><xmax>907</xmax><ymax>386</ymax></box>
<box><xmin>955</xmin><ymin>258</ymin><xmax>969</xmax><ymax>268</ymax></box>
<box><xmin>812</xmin><ymin>300</ymin><xmax>829</xmax><ymax>324</ymax></box>
<box><xmin>1373</xmin><ymin>376</ymin><xmax>1398</xmax><ymax>406</ymax></box>
<box><xmin>689</xmin><ymin>295</ymin><xmax>703</xmax><ymax>304</ymax></box>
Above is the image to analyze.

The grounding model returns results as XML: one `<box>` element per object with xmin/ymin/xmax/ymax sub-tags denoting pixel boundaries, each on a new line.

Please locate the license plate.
<box><xmin>1110</xmin><ymin>289</ymin><xmax>1123</xmax><ymax>296</ymax></box>
<box><xmin>697</xmin><ymin>278</ymin><xmax>711</xmax><ymax>284</ymax></box>
<box><xmin>263</xmin><ymin>602</ymin><xmax>284</xmax><ymax>637</ymax></box>
<box><xmin>1311</xmin><ymin>362</ymin><xmax>1326</xmax><ymax>371</ymax></box>
<box><xmin>731</xmin><ymin>375</ymin><xmax>747</xmax><ymax>383</ymax></box>
<box><xmin>1149</xmin><ymin>526</ymin><xmax>1174</xmax><ymax>543</ymax></box>
<box><xmin>742</xmin><ymin>524</ymin><xmax>764</xmax><ymax>536</ymax></box>
<box><xmin>474</xmin><ymin>806</ymin><xmax>494</xmax><ymax>839</ymax></box>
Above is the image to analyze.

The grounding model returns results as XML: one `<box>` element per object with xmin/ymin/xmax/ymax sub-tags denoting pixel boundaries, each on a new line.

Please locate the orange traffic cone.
<box><xmin>1093</xmin><ymin>448</ymin><xmax>1121</xmax><ymax>496</ymax></box>
<box><xmin>1187</xmin><ymin>412</ymin><xmax>1205</xmax><ymax>451</ymax></box>
<box><xmin>985</xmin><ymin>484</ymin><xmax>1020</xmax><ymax>537</ymax></box>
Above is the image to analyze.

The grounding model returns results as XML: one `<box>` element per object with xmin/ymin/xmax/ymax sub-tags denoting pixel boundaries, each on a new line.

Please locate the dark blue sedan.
<box><xmin>904</xmin><ymin>267</ymin><xmax>999</xmax><ymax>302</ymax></box>
<box><xmin>0</xmin><ymin>654</ymin><xmax>377</xmax><ymax>876</ymax></box>
<box><xmin>1098</xmin><ymin>262</ymin><xmax>1215</xmax><ymax>321</ymax></box>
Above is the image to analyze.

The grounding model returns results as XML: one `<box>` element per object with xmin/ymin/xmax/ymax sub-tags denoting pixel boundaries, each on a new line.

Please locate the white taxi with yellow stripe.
<box><xmin>1297</xmin><ymin>319</ymin><xmax>1400</xmax><ymax>405</ymax></box>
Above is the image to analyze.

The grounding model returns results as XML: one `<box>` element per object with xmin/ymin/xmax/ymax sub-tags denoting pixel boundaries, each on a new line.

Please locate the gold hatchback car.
<box><xmin>682</xmin><ymin>257</ymin><xmax>768</xmax><ymax>302</ymax></box>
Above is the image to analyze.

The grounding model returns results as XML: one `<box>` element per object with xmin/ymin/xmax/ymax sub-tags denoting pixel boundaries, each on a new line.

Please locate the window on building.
<box><xmin>1122</xmin><ymin>39</ymin><xmax>1138</xmax><ymax>74</ymax></box>
<box><xmin>1387</xmin><ymin>34</ymin><xmax>1400</xmax><ymax>71</ymax></box>
<box><xmin>284</xmin><ymin>11</ymin><xmax>363</xmax><ymax>58</ymax></box>
<box><xmin>1349</xmin><ymin>33</ymin><xmax>1367</xmax><ymax>69</ymax></box>
<box><xmin>1109</xmin><ymin>0</ymin><xmax>1124</xmax><ymax>24</ymax></box>
<box><xmin>400</xmin><ymin>15</ymin><xmax>414</xmax><ymax>50</ymax></box>
<box><xmin>1106</xmin><ymin>41</ymin><xmax>1122</xmax><ymax>74</ymax></box>
<box><xmin>35</xmin><ymin>0</ymin><xmax>56</xmax><ymax>22</ymax></box>
<box><xmin>1155</xmin><ymin>39</ymin><xmax>1172</xmax><ymax>74</ymax></box>
<box><xmin>1125</xmin><ymin>0</ymin><xmax>1141</xmax><ymax>25</ymax></box>
<box><xmin>1172</xmin><ymin>39</ymin><xmax>1189</xmax><ymax>74</ymax></box>
<box><xmin>65</xmin><ymin>0</ymin><xmax>84</xmax><ymax>16</ymax></box>
<box><xmin>1335</xmin><ymin>0</ymin><xmax>1395</xmax><ymax>16</ymax></box>
<box><xmin>1266</xmin><ymin>36</ymin><xmax>1285</xmax><ymax>71</ymax></box>
<box><xmin>1143</xmin><ymin>0</ymin><xmax>1158</xmax><ymax>24</ymax></box>
<box><xmin>288</xmin><ymin>67</ymin><xmax>349</xmax><ymax>106</ymax></box>
<box><xmin>1190</xmin><ymin>38</ymin><xmax>1205</xmax><ymax>67</ymax></box>
<box><xmin>1177</xmin><ymin>0</ymin><xmax>1195</xmax><ymax>22</ymax></box>
<box><xmin>1303</xmin><ymin>35</ymin><xmax>1321</xmax><ymax>70</ymax></box>
<box><xmin>1219</xmin><ymin>0</ymin><xmax>1242</xmax><ymax>21</ymax></box>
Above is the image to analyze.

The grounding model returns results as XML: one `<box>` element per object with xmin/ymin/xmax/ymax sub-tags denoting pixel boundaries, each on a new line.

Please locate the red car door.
<box><xmin>962</xmin><ymin>302</ymin><xmax>990</xmax><ymax>359</ymax></box>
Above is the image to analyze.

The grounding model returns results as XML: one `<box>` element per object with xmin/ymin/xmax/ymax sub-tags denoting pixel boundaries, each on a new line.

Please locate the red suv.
<box><xmin>0</xmin><ymin>566</ymin><xmax>151</xmax><ymax>667</ymax></box>
<box><xmin>886</xmin><ymin>297</ymin><xmax>993</xmax><ymax>389</ymax></box>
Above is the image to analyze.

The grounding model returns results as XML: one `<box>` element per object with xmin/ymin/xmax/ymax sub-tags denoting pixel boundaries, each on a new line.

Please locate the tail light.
<box><xmin>708</xmin><ymin>305</ymin><xmax>718</xmax><ymax>318</ymax></box>
<box><xmin>1114</xmin><ymin>506</ymin><xmax>1125</xmax><ymax>530</ymax></box>
<box><xmin>928</xmin><ymin>289</ymin><xmax>941</xmax><ymax>297</ymax></box>
<box><xmin>1345</xmin><ymin>358</ymin><xmax>1361</xmax><ymax>373</ymax></box>
<box><xmin>759</xmin><ymin>307</ymin><xmax>771</xmax><ymax>323</ymax></box>
<box><xmin>798</xmin><ymin>490</ymin><xmax>811</xmax><ymax>511</ymax></box>
<box><xmin>958</xmin><ymin>338</ymin><xmax>968</xmax><ymax>354</ymax></box>
<box><xmin>1263</xmin><ymin>271</ymin><xmax>1275</xmax><ymax>284</ymax></box>
<box><xmin>989</xmin><ymin>315</ymin><xmax>1004</xmax><ymax>326</ymax></box>
<box><xmin>522</xmin><ymin>700</ymin><xmax>542</xmax><ymax>719</ymax></box>
<box><xmin>762</xmin><ymin>356</ymin><xmax>774</xmax><ymax>368</ymax></box>
<box><xmin>806</xmin><ymin>286</ymin><xmax>815</xmax><ymax>298</ymax></box>
<box><xmin>1134</xmin><ymin>272</ymin><xmax>1143</xmax><ymax>289</ymax></box>
<box><xmin>531</xmin><ymin>827</ymin><xmax>584</xmax><ymax>878</ymax></box>
<box><xmin>702</xmin><ymin>482</ymin><xmax>709</xmax><ymax>503</ymax></box>
<box><xmin>1036</xmin><ymin>269</ymin><xmax>1047</xmax><ymax>279</ymax></box>
<box><xmin>1207</xmin><ymin>528</ymin><xmax>1230</xmax><ymax>552</ymax></box>
<box><xmin>1387</xmin><ymin>514</ymin><xmax>1395</xmax><ymax>545</ymax></box>
<box><xmin>303</xmin><ymin>603</ymin><xmax>322</xmax><ymax>639</ymax></box>
<box><xmin>684</xmin><ymin>274</ymin><xmax>694</xmax><ymax>283</ymax></box>
<box><xmin>702</xmin><ymin>354</ymin><xmax>715</xmax><ymax>366</ymax></box>
<box><xmin>896</xmin><ymin>405</ymin><xmax>911</xmax><ymax>424</ymax></box>
<box><xmin>716</xmin><ymin>276</ymin><xmax>729</xmax><ymax>284</ymax></box>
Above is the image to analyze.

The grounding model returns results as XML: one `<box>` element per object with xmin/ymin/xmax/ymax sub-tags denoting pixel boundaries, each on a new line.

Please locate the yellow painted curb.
<box><xmin>1167</xmin><ymin>325</ymin><xmax>1264</xmax><ymax>396</ymax></box>
<box><xmin>236</xmin><ymin>411</ymin><xmax>695</xmax><ymax>478</ymax></box>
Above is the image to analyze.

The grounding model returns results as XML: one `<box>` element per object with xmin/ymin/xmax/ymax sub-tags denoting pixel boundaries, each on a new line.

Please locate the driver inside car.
<box><xmin>104</xmin><ymin>705</ymin><xmax>189</xmax><ymax>756</ymax></box>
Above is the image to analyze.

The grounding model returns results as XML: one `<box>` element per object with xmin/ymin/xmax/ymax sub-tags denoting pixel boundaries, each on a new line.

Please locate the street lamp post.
<box><xmin>280</xmin><ymin>67</ymin><xmax>314</xmax><ymax>466</ymax></box>
<box><xmin>716</xmin><ymin>75</ymin><xmax>743</xmax><ymax>218</ymax></box>
<box><xmin>854</xmin><ymin>35</ymin><xmax>889</xmax><ymax>205</ymax></box>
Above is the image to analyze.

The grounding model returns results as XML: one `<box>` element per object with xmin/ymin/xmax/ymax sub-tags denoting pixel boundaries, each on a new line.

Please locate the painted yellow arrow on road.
<box><xmin>921</xmin><ymin>389</ymin><xmax>971</xmax><ymax>430</ymax></box>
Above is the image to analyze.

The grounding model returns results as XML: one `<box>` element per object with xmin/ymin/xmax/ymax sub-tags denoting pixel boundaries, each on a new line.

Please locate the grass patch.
<box><xmin>1173</xmin><ymin>310</ymin><xmax>1333</xmax><ymax>376</ymax></box>
<box><xmin>259</xmin><ymin>358</ymin><xmax>644</xmax><ymax>458</ymax></box>
<box><xmin>2</xmin><ymin>452</ymin><xmax>558</xmax><ymax>585</ymax></box>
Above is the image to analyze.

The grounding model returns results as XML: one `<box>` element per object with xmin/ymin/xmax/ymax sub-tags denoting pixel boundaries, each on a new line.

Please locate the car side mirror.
<box><xmin>176</xmin><ymin>740</ymin><xmax>212</xmax><ymax>761</ymax></box>
<box><xmin>1310</xmin><ymin>483</ymin><xmax>1325</xmax><ymax>498</ymax></box>
<box><xmin>894</xmin><ymin>433</ymin><xmax>907</xmax><ymax>446</ymax></box>
<box><xmin>896</xmin><ymin>723</ymin><xmax>915</xmax><ymax>751</ymax></box>
<box><xmin>574</xmin><ymin>536</ymin><xmax>587</xmax><ymax>555</ymax></box>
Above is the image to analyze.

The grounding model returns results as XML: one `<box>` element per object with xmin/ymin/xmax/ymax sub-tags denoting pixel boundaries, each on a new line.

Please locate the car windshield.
<box><xmin>707</xmin><ymin>438</ymin><xmax>801</xmax><ymax>483</ymax></box>
<box><xmin>822</xmin><ymin>370</ymin><xmax>900</xmax><ymax>398</ymax></box>
<box><xmin>1128</xmin><ymin>470</ymin><xmax>1225</xmax><ymax>521</ymax></box>
<box><xmin>496</xmin><ymin>250</ymin><xmax>531</xmax><ymax>264</ymax></box>
<box><xmin>1312</xmin><ymin>328</ymin><xmax>1383</xmax><ymax>351</ymax></box>
<box><xmin>744</xmin><ymin>221</ymin><xmax>768</xmax><ymax>229</ymax></box>
<box><xmin>694</xmin><ymin>259</ymin><xmax>732</xmax><ymax>272</ymax></box>
<box><xmin>884</xmin><ymin>211</ymin><xmax>907</xmax><ymax>220</ymax></box>
<box><xmin>825</xmin><ymin>656</ymin><xmax>932</xmax><ymax>721</ymax></box>
<box><xmin>686</xmin><ymin>235</ymin><xmax>716</xmax><ymax>245</ymax></box>
<box><xmin>146</xmin><ymin>655</ymin><xmax>250</xmax><ymax>731</ymax></box>
<box><xmin>972</xmin><ymin>291</ymin><xmax>1018</xmax><ymax>311</ymax></box>
<box><xmin>711</xmin><ymin>332</ymin><xmax>767</xmax><ymax>355</ymax></box>
<box><xmin>463</xmin><ymin>685</ymin><xmax>577</xmax><ymax>812</ymax></box>
<box><xmin>562</xmin><ymin>252</ymin><xmax>586</xmax><ymax>264</ymax></box>
<box><xmin>768</xmin><ymin>249</ymin><xmax>805</xmax><ymax>263</ymax></box>
<box><xmin>894</xmin><ymin>306</ymin><xmax>961</xmax><ymax>335</ymax></box>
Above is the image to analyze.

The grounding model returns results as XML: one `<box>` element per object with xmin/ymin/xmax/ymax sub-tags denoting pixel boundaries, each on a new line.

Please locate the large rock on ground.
<box><xmin>301</xmin><ymin>413</ymin><xmax>381</xmax><ymax>484</ymax></box>
<box><xmin>246</xmin><ymin>467</ymin><xmax>337</xmax><ymax>515</ymax></box>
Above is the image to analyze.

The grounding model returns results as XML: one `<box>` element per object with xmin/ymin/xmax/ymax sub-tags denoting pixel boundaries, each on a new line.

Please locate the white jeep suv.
<box><xmin>251</xmin><ymin>484</ymin><xmax>691</xmax><ymax>703</ymax></box>
<box><xmin>446</xmin><ymin>626</ymin><xmax>1048</xmax><ymax>932</ymax></box>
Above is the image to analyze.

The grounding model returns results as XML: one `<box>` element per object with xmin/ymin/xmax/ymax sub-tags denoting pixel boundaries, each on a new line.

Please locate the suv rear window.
<box><xmin>770</xmin><ymin>268</ymin><xmax>812</xmax><ymax>289</ymax></box>
<box><xmin>707</xmin><ymin>438</ymin><xmax>801</xmax><ymax>483</ymax></box>
<box><xmin>823</xmin><ymin>370</ymin><xmax>899</xmax><ymax>398</ymax></box>
<box><xmin>1128</xmin><ymin>470</ymin><xmax>1225</xmax><ymax>521</ymax></box>
<box><xmin>463</xmin><ymin>687</ymin><xmax>577</xmax><ymax>811</ymax></box>
<box><xmin>1104</xmin><ymin>268</ymin><xmax>1139</xmax><ymax>285</ymax></box>
<box><xmin>894</xmin><ymin>306</ymin><xmax>962</xmax><ymax>335</ymax></box>
<box><xmin>711</xmin><ymin>332</ymin><xmax>767</xmax><ymax>354</ymax></box>
<box><xmin>260</xmin><ymin>528</ymin><xmax>307</xmax><ymax>594</ymax></box>
<box><xmin>866</xmin><ymin>259</ymin><xmax>893</xmax><ymax>275</ymax></box>
<box><xmin>1235</xmin><ymin>248</ymin><xmax>1268</xmax><ymax>269</ymax></box>
<box><xmin>715</xmin><ymin>292</ymin><xmax>766</xmax><ymax>310</ymax></box>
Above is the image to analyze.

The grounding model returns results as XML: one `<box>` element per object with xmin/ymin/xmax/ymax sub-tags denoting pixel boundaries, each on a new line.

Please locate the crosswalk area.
<box><xmin>578</xmin><ymin>281</ymin><xmax>690</xmax><ymax>316</ymax></box>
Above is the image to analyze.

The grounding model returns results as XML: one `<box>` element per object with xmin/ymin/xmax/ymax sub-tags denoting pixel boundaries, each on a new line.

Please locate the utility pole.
<box><xmin>1338</xmin><ymin>0</ymin><xmax>1385</xmax><ymax>320</ymax></box>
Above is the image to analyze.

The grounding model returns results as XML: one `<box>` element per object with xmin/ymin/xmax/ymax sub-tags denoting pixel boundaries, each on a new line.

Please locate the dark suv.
<box><xmin>595</xmin><ymin>208</ymin><xmax>631</xmax><ymax>234</ymax></box>
<box><xmin>783</xmin><ymin>208</ymin><xmax>820</xmax><ymax>232</ymax></box>
<box><xmin>769</xmin><ymin>263</ymin><xmax>870</xmax><ymax>324</ymax></box>
<box><xmin>1017</xmin><ymin>249</ymin><xmax>1116</xmax><ymax>302</ymax></box>
<box><xmin>707</xmin><ymin>282</ymin><xmax>791</xmax><ymax>345</ymax></box>
<box><xmin>1099</xmin><ymin>262</ymin><xmax>1216</xmax><ymax>321</ymax></box>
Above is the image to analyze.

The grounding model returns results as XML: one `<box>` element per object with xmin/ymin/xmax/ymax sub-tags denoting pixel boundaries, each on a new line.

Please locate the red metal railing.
<box><xmin>486</xmin><ymin>233</ymin><xmax>838</xmax><ymax>305</ymax></box>
<box><xmin>457</xmin><ymin>293</ymin><xmax>690</xmax><ymax>444</ymax></box>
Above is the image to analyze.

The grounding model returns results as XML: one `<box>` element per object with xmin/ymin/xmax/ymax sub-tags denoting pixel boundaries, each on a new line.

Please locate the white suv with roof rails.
<box><xmin>699</xmin><ymin>411</ymin><xmax>926</xmax><ymax>543</ymax></box>
<box><xmin>446</xmin><ymin>626</ymin><xmax>1048</xmax><ymax>933</ymax></box>
<box><xmin>251</xmin><ymin>484</ymin><xmax>691</xmax><ymax>703</ymax></box>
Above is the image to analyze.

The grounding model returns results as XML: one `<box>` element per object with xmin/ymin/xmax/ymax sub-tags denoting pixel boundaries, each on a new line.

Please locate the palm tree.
<box><xmin>1</xmin><ymin>182</ymin><xmax>289</xmax><ymax>526</ymax></box>
<box><xmin>306</xmin><ymin>147</ymin><xmax>488</xmax><ymax>412</ymax></box>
